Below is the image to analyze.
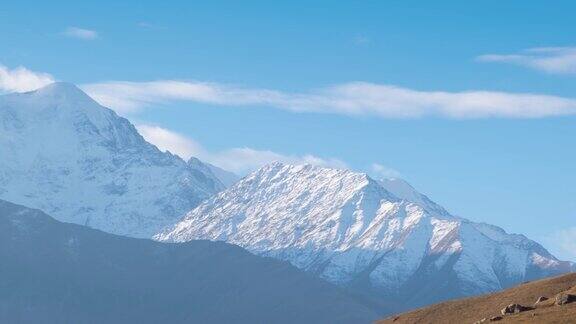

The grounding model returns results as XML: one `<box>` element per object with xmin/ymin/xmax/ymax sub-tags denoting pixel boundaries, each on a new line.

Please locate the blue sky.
<box><xmin>1</xmin><ymin>1</ymin><xmax>575</xmax><ymax>259</ymax></box>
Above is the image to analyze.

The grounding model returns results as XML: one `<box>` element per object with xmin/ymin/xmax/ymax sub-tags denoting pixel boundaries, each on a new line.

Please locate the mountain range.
<box><xmin>0</xmin><ymin>82</ymin><xmax>573</xmax><ymax>318</ymax></box>
<box><xmin>157</xmin><ymin>162</ymin><xmax>574</xmax><ymax>310</ymax></box>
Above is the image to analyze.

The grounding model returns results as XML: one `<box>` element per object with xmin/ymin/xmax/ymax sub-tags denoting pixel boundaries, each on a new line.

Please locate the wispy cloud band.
<box><xmin>2</xmin><ymin>62</ymin><xmax>576</xmax><ymax>120</ymax></box>
<box><xmin>63</xmin><ymin>27</ymin><xmax>98</xmax><ymax>40</ymax></box>
<box><xmin>477</xmin><ymin>47</ymin><xmax>576</xmax><ymax>75</ymax></box>
<box><xmin>82</xmin><ymin>80</ymin><xmax>576</xmax><ymax>118</ymax></box>
<box><xmin>136</xmin><ymin>124</ymin><xmax>347</xmax><ymax>174</ymax></box>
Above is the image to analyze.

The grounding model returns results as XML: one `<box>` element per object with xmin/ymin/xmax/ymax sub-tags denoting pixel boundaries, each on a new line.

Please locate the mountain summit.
<box><xmin>157</xmin><ymin>162</ymin><xmax>573</xmax><ymax>311</ymax></box>
<box><xmin>0</xmin><ymin>82</ymin><xmax>227</xmax><ymax>237</ymax></box>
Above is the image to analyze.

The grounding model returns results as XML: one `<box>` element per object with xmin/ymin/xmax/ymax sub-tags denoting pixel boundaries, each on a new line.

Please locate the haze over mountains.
<box><xmin>0</xmin><ymin>199</ymin><xmax>380</xmax><ymax>323</ymax></box>
<box><xmin>0</xmin><ymin>83</ymin><xmax>573</xmax><ymax>320</ymax></box>
<box><xmin>158</xmin><ymin>162</ymin><xmax>574</xmax><ymax>310</ymax></box>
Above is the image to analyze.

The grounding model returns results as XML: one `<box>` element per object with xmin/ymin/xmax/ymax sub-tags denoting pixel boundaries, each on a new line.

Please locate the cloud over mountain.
<box><xmin>136</xmin><ymin>124</ymin><xmax>347</xmax><ymax>174</ymax></box>
<box><xmin>0</xmin><ymin>64</ymin><xmax>55</xmax><ymax>93</ymax></box>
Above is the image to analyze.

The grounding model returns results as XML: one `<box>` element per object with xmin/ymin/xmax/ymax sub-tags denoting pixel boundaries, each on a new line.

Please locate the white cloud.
<box><xmin>137</xmin><ymin>22</ymin><xmax>158</xmax><ymax>29</ymax></box>
<box><xmin>0</xmin><ymin>64</ymin><xmax>55</xmax><ymax>93</ymax></box>
<box><xmin>3</xmin><ymin>63</ymin><xmax>574</xmax><ymax>120</ymax></box>
<box><xmin>82</xmin><ymin>80</ymin><xmax>576</xmax><ymax>118</ymax></box>
<box><xmin>135</xmin><ymin>124</ymin><xmax>347</xmax><ymax>174</ymax></box>
<box><xmin>370</xmin><ymin>163</ymin><xmax>401</xmax><ymax>179</ymax></box>
<box><xmin>63</xmin><ymin>27</ymin><xmax>98</xmax><ymax>40</ymax></box>
<box><xmin>477</xmin><ymin>47</ymin><xmax>576</xmax><ymax>75</ymax></box>
<box><xmin>135</xmin><ymin>124</ymin><xmax>206</xmax><ymax>160</ymax></box>
<box><xmin>353</xmin><ymin>35</ymin><xmax>371</xmax><ymax>45</ymax></box>
<box><xmin>545</xmin><ymin>227</ymin><xmax>576</xmax><ymax>261</ymax></box>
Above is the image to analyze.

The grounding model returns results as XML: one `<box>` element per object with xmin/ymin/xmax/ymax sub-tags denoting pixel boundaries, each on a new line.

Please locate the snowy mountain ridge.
<box><xmin>0</xmin><ymin>82</ymin><xmax>230</xmax><ymax>237</ymax></box>
<box><xmin>157</xmin><ymin>162</ymin><xmax>573</xmax><ymax>308</ymax></box>
<box><xmin>1</xmin><ymin>82</ymin><xmax>571</xmax><ymax>310</ymax></box>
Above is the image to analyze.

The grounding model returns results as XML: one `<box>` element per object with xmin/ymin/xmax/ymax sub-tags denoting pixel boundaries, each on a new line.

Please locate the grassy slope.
<box><xmin>378</xmin><ymin>273</ymin><xmax>576</xmax><ymax>324</ymax></box>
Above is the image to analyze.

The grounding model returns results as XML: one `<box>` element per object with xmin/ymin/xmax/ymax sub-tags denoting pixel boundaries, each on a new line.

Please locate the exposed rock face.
<box><xmin>500</xmin><ymin>303</ymin><xmax>533</xmax><ymax>315</ymax></box>
<box><xmin>555</xmin><ymin>293</ymin><xmax>576</xmax><ymax>305</ymax></box>
<box><xmin>535</xmin><ymin>296</ymin><xmax>549</xmax><ymax>304</ymax></box>
<box><xmin>473</xmin><ymin>315</ymin><xmax>504</xmax><ymax>323</ymax></box>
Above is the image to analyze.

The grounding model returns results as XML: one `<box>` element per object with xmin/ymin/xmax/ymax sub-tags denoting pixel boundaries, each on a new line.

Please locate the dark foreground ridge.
<box><xmin>378</xmin><ymin>272</ymin><xmax>576</xmax><ymax>323</ymax></box>
<box><xmin>0</xmin><ymin>199</ymin><xmax>381</xmax><ymax>324</ymax></box>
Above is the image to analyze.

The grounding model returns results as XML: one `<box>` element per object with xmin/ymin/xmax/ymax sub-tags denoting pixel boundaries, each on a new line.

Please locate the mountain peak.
<box><xmin>258</xmin><ymin>160</ymin><xmax>290</xmax><ymax>171</ymax></box>
<box><xmin>244</xmin><ymin>162</ymin><xmax>380</xmax><ymax>198</ymax></box>
<box><xmin>37</xmin><ymin>81</ymin><xmax>80</xmax><ymax>92</ymax></box>
<box><xmin>1</xmin><ymin>81</ymin><xmax>100</xmax><ymax>117</ymax></box>
<box><xmin>0</xmin><ymin>82</ymin><xmax>227</xmax><ymax>238</ymax></box>
<box><xmin>258</xmin><ymin>161</ymin><xmax>368</xmax><ymax>179</ymax></box>
<box><xmin>378</xmin><ymin>177</ymin><xmax>453</xmax><ymax>217</ymax></box>
<box><xmin>32</xmin><ymin>82</ymin><xmax>93</xmax><ymax>101</ymax></box>
<box><xmin>158</xmin><ymin>160</ymin><xmax>571</xmax><ymax>310</ymax></box>
<box><xmin>254</xmin><ymin>161</ymin><xmax>452</xmax><ymax>218</ymax></box>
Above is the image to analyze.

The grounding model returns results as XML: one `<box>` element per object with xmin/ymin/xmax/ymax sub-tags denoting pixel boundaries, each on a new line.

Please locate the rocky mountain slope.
<box><xmin>378</xmin><ymin>273</ymin><xmax>576</xmax><ymax>323</ymax></box>
<box><xmin>157</xmin><ymin>162</ymin><xmax>574</xmax><ymax>310</ymax></box>
<box><xmin>0</xmin><ymin>82</ymin><xmax>230</xmax><ymax>237</ymax></box>
<box><xmin>0</xmin><ymin>199</ymin><xmax>381</xmax><ymax>324</ymax></box>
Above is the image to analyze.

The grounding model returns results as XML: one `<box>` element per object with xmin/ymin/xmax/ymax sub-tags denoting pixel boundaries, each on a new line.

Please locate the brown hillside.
<box><xmin>378</xmin><ymin>273</ymin><xmax>576</xmax><ymax>324</ymax></box>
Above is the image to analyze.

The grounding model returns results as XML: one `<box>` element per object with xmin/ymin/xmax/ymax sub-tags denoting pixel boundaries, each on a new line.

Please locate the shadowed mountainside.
<box><xmin>0</xmin><ymin>199</ymin><xmax>382</xmax><ymax>324</ymax></box>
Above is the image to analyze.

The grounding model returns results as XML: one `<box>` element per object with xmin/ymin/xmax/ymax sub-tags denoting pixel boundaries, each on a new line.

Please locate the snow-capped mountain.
<box><xmin>157</xmin><ymin>162</ymin><xmax>574</xmax><ymax>309</ymax></box>
<box><xmin>0</xmin><ymin>82</ymin><xmax>227</xmax><ymax>237</ymax></box>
